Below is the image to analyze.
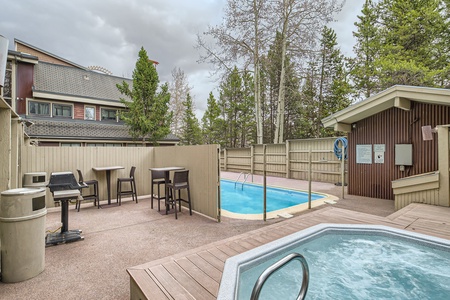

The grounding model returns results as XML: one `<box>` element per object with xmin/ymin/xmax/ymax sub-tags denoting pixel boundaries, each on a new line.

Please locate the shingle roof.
<box><xmin>34</xmin><ymin>62</ymin><xmax>132</xmax><ymax>102</ymax></box>
<box><xmin>24</xmin><ymin>117</ymin><xmax>179</xmax><ymax>142</ymax></box>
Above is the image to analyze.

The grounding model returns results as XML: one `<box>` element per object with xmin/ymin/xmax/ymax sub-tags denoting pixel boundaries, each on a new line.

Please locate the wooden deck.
<box><xmin>127</xmin><ymin>203</ymin><xmax>450</xmax><ymax>299</ymax></box>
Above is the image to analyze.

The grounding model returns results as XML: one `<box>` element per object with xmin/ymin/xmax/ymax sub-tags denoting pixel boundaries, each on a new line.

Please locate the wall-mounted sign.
<box><xmin>374</xmin><ymin>144</ymin><xmax>385</xmax><ymax>152</ymax></box>
<box><xmin>356</xmin><ymin>144</ymin><xmax>372</xmax><ymax>164</ymax></box>
<box><xmin>375</xmin><ymin>152</ymin><xmax>384</xmax><ymax>164</ymax></box>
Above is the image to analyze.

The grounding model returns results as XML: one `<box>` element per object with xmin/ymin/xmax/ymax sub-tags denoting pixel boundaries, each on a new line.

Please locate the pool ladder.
<box><xmin>250</xmin><ymin>253</ymin><xmax>309</xmax><ymax>300</ymax></box>
<box><xmin>234</xmin><ymin>172</ymin><xmax>253</xmax><ymax>190</ymax></box>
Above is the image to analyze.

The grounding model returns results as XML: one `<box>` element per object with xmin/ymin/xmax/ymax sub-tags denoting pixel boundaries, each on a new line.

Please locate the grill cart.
<box><xmin>46</xmin><ymin>172</ymin><xmax>87</xmax><ymax>246</ymax></box>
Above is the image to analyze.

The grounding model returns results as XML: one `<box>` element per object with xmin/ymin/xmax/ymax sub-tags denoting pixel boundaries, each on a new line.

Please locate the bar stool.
<box><xmin>76</xmin><ymin>169</ymin><xmax>99</xmax><ymax>211</ymax></box>
<box><xmin>117</xmin><ymin>166</ymin><xmax>137</xmax><ymax>205</ymax></box>
<box><xmin>151</xmin><ymin>170</ymin><xmax>171</xmax><ymax>211</ymax></box>
<box><xmin>167</xmin><ymin>170</ymin><xmax>192</xmax><ymax>219</ymax></box>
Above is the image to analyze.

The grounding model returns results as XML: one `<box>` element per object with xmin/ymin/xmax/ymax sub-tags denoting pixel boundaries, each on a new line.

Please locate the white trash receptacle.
<box><xmin>0</xmin><ymin>188</ymin><xmax>46</xmax><ymax>283</ymax></box>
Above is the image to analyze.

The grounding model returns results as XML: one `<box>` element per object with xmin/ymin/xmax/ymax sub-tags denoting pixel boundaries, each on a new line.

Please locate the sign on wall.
<box><xmin>374</xmin><ymin>144</ymin><xmax>385</xmax><ymax>164</ymax></box>
<box><xmin>356</xmin><ymin>144</ymin><xmax>372</xmax><ymax>164</ymax></box>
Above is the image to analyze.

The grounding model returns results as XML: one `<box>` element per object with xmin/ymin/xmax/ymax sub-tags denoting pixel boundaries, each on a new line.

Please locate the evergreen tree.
<box><xmin>180</xmin><ymin>93</ymin><xmax>202</xmax><ymax>145</ymax></box>
<box><xmin>201</xmin><ymin>92</ymin><xmax>224</xmax><ymax>145</ymax></box>
<box><xmin>219</xmin><ymin>67</ymin><xmax>255</xmax><ymax>148</ymax></box>
<box><xmin>117</xmin><ymin>47</ymin><xmax>172</xmax><ymax>145</ymax></box>
<box><xmin>299</xmin><ymin>27</ymin><xmax>351</xmax><ymax>138</ymax></box>
<box><xmin>350</xmin><ymin>0</ymin><xmax>380</xmax><ymax>99</ymax></box>
<box><xmin>351</xmin><ymin>0</ymin><xmax>450</xmax><ymax>94</ymax></box>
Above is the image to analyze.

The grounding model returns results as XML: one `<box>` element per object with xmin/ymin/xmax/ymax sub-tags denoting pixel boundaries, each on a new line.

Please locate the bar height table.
<box><xmin>149</xmin><ymin>167</ymin><xmax>184</xmax><ymax>214</ymax></box>
<box><xmin>93</xmin><ymin>166</ymin><xmax>125</xmax><ymax>206</ymax></box>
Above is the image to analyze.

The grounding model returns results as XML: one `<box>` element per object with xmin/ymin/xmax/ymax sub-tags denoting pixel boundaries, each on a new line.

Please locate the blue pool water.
<box><xmin>238</xmin><ymin>232</ymin><xmax>450</xmax><ymax>299</ymax></box>
<box><xmin>220</xmin><ymin>179</ymin><xmax>325</xmax><ymax>214</ymax></box>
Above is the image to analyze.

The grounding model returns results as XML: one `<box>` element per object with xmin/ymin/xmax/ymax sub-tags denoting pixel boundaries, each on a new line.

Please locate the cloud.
<box><xmin>1</xmin><ymin>0</ymin><xmax>360</xmax><ymax>120</ymax></box>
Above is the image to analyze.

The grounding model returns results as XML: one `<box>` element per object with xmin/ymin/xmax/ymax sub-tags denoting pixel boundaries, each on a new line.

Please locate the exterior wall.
<box><xmin>348</xmin><ymin>102</ymin><xmax>450</xmax><ymax>200</ymax></box>
<box><xmin>221</xmin><ymin>137</ymin><xmax>346</xmax><ymax>184</ymax></box>
<box><xmin>16</xmin><ymin>44</ymin><xmax>74</xmax><ymax>67</ymax></box>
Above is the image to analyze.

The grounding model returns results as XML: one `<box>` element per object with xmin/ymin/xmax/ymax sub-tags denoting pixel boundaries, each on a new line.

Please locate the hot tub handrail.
<box><xmin>250</xmin><ymin>252</ymin><xmax>309</xmax><ymax>300</ymax></box>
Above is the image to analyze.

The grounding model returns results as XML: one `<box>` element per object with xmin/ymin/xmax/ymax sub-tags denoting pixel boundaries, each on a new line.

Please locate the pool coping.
<box><xmin>220</xmin><ymin>179</ymin><xmax>339</xmax><ymax>220</ymax></box>
<box><xmin>217</xmin><ymin>223</ymin><xmax>450</xmax><ymax>300</ymax></box>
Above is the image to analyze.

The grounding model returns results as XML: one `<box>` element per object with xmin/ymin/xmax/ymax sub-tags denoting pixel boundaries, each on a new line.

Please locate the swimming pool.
<box><xmin>220</xmin><ymin>179</ymin><xmax>333</xmax><ymax>219</ymax></box>
<box><xmin>218</xmin><ymin>224</ymin><xmax>450</xmax><ymax>299</ymax></box>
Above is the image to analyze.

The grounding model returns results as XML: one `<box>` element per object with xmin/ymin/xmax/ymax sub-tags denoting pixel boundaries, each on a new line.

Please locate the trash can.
<box><xmin>0</xmin><ymin>188</ymin><xmax>46</xmax><ymax>283</ymax></box>
<box><xmin>23</xmin><ymin>172</ymin><xmax>47</xmax><ymax>188</ymax></box>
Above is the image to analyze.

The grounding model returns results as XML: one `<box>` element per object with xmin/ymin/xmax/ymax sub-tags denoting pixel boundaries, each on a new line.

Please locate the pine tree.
<box><xmin>117</xmin><ymin>47</ymin><xmax>172</xmax><ymax>145</ymax></box>
<box><xmin>201</xmin><ymin>92</ymin><xmax>224</xmax><ymax>145</ymax></box>
<box><xmin>180</xmin><ymin>93</ymin><xmax>202</xmax><ymax>145</ymax></box>
<box><xmin>350</xmin><ymin>0</ymin><xmax>380</xmax><ymax>99</ymax></box>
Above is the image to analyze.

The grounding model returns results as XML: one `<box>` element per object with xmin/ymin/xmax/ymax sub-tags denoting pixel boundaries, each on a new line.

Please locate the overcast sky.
<box><xmin>1</xmin><ymin>0</ymin><xmax>363</xmax><ymax>118</ymax></box>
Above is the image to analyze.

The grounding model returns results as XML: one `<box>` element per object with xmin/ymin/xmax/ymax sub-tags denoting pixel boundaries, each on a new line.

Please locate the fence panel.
<box><xmin>221</xmin><ymin>137</ymin><xmax>346</xmax><ymax>184</ymax></box>
<box><xmin>153</xmin><ymin>144</ymin><xmax>220</xmax><ymax>220</ymax></box>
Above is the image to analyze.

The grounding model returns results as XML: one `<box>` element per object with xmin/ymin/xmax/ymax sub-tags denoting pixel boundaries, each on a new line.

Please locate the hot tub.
<box><xmin>218</xmin><ymin>224</ymin><xmax>450</xmax><ymax>299</ymax></box>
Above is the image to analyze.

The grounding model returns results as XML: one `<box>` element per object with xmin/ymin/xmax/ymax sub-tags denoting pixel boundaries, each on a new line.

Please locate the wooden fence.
<box><xmin>21</xmin><ymin>145</ymin><xmax>220</xmax><ymax>220</ymax></box>
<box><xmin>221</xmin><ymin>137</ymin><xmax>347</xmax><ymax>184</ymax></box>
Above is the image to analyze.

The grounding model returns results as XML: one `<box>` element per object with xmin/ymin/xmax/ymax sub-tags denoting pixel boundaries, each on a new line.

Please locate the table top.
<box><xmin>149</xmin><ymin>166</ymin><xmax>184</xmax><ymax>172</ymax></box>
<box><xmin>92</xmin><ymin>166</ymin><xmax>125</xmax><ymax>171</ymax></box>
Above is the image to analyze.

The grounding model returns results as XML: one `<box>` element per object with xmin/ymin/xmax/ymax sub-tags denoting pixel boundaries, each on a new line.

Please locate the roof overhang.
<box><xmin>32</xmin><ymin>90</ymin><xmax>125</xmax><ymax>107</ymax></box>
<box><xmin>322</xmin><ymin>85</ymin><xmax>450</xmax><ymax>132</ymax></box>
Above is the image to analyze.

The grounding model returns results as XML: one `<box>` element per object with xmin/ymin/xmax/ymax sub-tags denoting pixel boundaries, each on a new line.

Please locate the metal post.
<box><xmin>341</xmin><ymin>143</ymin><xmax>345</xmax><ymax>199</ymax></box>
<box><xmin>263</xmin><ymin>144</ymin><xmax>267</xmax><ymax>221</ymax></box>
<box><xmin>308</xmin><ymin>147</ymin><xmax>312</xmax><ymax>209</ymax></box>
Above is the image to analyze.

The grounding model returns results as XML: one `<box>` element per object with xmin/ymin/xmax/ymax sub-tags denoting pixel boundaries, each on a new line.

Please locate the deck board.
<box><xmin>186</xmin><ymin>254</ymin><xmax>222</xmax><ymax>283</ymax></box>
<box><xmin>176</xmin><ymin>258</ymin><xmax>220</xmax><ymax>297</ymax></box>
<box><xmin>129</xmin><ymin>204</ymin><xmax>450</xmax><ymax>300</ymax></box>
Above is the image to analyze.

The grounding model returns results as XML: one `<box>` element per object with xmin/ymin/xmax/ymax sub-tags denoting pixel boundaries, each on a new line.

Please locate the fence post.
<box><xmin>251</xmin><ymin>145</ymin><xmax>254</xmax><ymax>174</ymax></box>
<box><xmin>308</xmin><ymin>146</ymin><xmax>312</xmax><ymax>209</ymax></box>
<box><xmin>341</xmin><ymin>143</ymin><xmax>345</xmax><ymax>199</ymax></box>
<box><xmin>224</xmin><ymin>148</ymin><xmax>227</xmax><ymax>171</ymax></box>
<box><xmin>263</xmin><ymin>144</ymin><xmax>267</xmax><ymax>222</ymax></box>
<box><xmin>285</xmin><ymin>140</ymin><xmax>290</xmax><ymax>179</ymax></box>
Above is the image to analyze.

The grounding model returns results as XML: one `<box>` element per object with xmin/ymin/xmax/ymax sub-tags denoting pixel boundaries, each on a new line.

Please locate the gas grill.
<box><xmin>46</xmin><ymin>171</ymin><xmax>87</xmax><ymax>246</ymax></box>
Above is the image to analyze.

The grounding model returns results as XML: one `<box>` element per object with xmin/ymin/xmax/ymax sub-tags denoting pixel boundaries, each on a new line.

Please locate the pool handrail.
<box><xmin>241</xmin><ymin>173</ymin><xmax>253</xmax><ymax>190</ymax></box>
<box><xmin>234</xmin><ymin>172</ymin><xmax>245</xmax><ymax>189</ymax></box>
<box><xmin>250</xmin><ymin>252</ymin><xmax>309</xmax><ymax>300</ymax></box>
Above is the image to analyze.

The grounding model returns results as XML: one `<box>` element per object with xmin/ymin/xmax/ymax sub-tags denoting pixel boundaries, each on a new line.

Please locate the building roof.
<box><xmin>322</xmin><ymin>85</ymin><xmax>450</xmax><ymax>132</ymax></box>
<box><xmin>15</xmin><ymin>39</ymin><xmax>89</xmax><ymax>70</ymax></box>
<box><xmin>24</xmin><ymin>117</ymin><xmax>179</xmax><ymax>143</ymax></box>
<box><xmin>33</xmin><ymin>62</ymin><xmax>132</xmax><ymax>104</ymax></box>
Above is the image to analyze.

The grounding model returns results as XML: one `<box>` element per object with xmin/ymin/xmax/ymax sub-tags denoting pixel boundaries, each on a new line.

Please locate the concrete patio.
<box><xmin>0</xmin><ymin>172</ymin><xmax>398</xmax><ymax>299</ymax></box>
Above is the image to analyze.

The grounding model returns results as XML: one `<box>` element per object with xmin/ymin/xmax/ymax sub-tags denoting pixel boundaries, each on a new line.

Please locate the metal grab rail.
<box><xmin>250</xmin><ymin>253</ymin><xmax>309</xmax><ymax>300</ymax></box>
<box><xmin>234</xmin><ymin>172</ymin><xmax>245</xmax><ymax>189</ymax></box>
<box><xmin>241</xmin><ymin>173</ymin><xmax>253</xmax><ymax>190</ymax></box>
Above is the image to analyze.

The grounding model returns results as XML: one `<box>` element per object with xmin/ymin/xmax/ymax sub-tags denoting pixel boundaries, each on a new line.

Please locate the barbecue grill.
<box><xmin>46</xmin><ymin>171</ymin><xmax>87</xmax><ymax>245</ymax></box>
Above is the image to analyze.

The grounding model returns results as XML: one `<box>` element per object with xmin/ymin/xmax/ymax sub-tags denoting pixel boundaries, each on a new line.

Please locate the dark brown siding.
<box><xmin>16</xmin><ymin>62</ymin><xmax>34</xmax><ymax>114</ymax></box>
<box><xmin>348</xmin><ymin>102</ymin><xmax>450</xmax><ymax>200</ymax></box>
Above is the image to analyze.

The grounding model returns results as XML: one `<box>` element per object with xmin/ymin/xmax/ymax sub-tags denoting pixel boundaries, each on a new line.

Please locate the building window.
<box><xmin>53</xmin><ymin>103</ymin><xmax>73</xmax><ymax>118</ymax></box>
<box><xmin>29</xmin><ymin>101</ymin><xmax>50</xmax><ymax>116</ymax></box>
<box><xmin>85</xmin><ymin>106</ymin><xmax>95</xmax><ymax>120</ymax></box>
<box><xmin>61</xmin><ymin>143</ymin><xmax>81</xmax><ymax>147</ymax></box>
<box><xmin>86</xmin><ymin>143</ymin><xmax>104</xmax><ymax>147</ymax></box>
<box><xmin>101</xmin><ymin>108</ymin><xmax>117</xmax><ymax>121</ymax></box>
<box><xmin>105</xmin><ymin>143</ymin><xmax>122</xmax><ymax>147</ymax></box>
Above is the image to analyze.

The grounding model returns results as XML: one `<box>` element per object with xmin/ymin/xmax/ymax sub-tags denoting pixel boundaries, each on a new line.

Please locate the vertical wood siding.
<box><xmin>348</xmin><ymin>102</ymin><xmax>450</xmax><ymax>200</ymax></box>
<box><xmin>153</xmin><ymin>144</ymin><xmax>219</xmax><ymax>219</ymax></box>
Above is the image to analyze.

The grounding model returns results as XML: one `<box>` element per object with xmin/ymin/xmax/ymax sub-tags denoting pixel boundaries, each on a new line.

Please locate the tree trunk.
<box><xmin>274</xmin><ymin>22</ymin><xmax>288</xmax><ymax>144</ymax></box>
